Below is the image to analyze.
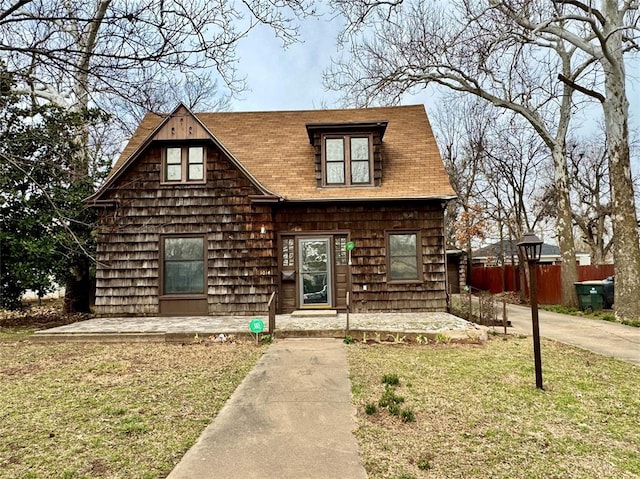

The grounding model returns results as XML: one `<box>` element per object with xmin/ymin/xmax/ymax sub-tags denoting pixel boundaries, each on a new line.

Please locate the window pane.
<box><xmin>326</xmin><ymin>163</ymin><xmax>345</xmax><ymax>184</ymax></box>
<box><xmin>351</xmin><ymin>138</ymin><xmax>369</xmax><ymax>160</ymax></box>
<box><xmin>188</xmin><ymin>147</ymin><xmax>203</xmax><ymax>164</ymax></box>
<box><xmin>334</xmin><ymin>237</ymin><xmax>347</xmax><ymax>266</ymax></box>
<box><xmin>301</xmin><ymin>240</ymin><xmax>328</xmax><ymax>271</ymax></box>
<box><xmin>326</xmin><ymin>138</ymin><xmax>344</xmax><ymax>161</ymax></box>
<box><xmin>302</xmin><ymin>273</ymin><xmax>328</xmax><ymax>305</ymax></box>
<box><xmin>389</xmin><ymin>233</ymin><xmax>419</xmax><ymax>281</ymax></box>
<box><xmin>390</xmin><ymin>234</ymin><xmax>417</xmax><ymax>255</ymax></box>
<box><xmin>164</xmin><ymin>261</ymin><xmax>204</xmax><ymax>294</ymax></box>
<box><xmin>282</xmin><ymin>238</ymin><xmax>295</xmax><ymax>267</ymax></box>
<box><xmin>166</xmin><ymin>164</ymin><xmax>182</xmax><ymax>181</ymax></box>
<box><xmin>390</xmin><ymin>256</ymin><xmax>418</xmax><ymax>280</ymax></box>
<box><xmin>188</xmin><ymin>164</ymin><xmax>204</xmax><ymax>181</ymax></box>
<box><xmin>351</xmin><ymin>160</ymin><xmax>370</xmax><ymax>183</ymax></box>
<box><xmin>164</xmin><ymin>237</ymin><xmax>204</xmax><ymax>261</ymax></box>
<box><xmin>166</xmin><ymin>147</ymin><xmax>181</xmax><ymax>164</ymax></box>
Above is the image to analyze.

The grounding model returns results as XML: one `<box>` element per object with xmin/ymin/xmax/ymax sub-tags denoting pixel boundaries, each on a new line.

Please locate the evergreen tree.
<box><xmin>0</xmin><ymin>66</ymin><xmax>106</xmax><ymax>310</ymax></box>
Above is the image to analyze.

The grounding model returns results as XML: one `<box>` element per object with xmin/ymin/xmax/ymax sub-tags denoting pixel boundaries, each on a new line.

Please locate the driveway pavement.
<box><xmin>504</xmin><ymin>303</ymin><xmax>640</xmax><ymax>366</ymax></box>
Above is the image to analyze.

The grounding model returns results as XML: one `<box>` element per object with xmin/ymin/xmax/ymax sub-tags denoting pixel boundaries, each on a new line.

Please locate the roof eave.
<box><xmin>278</xmin><ymin>194</ymin><xmax>457</xmax><ymax>203</ymax></box>
<box><xmin>305</xmin><ymin>120</ymin><xmax>389</xmax><ymax>144</ymax></box>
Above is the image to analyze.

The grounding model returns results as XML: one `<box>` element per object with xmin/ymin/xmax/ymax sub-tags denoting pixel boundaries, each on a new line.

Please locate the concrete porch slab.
<box><xmin>290</xmin><ymin>309</ymin><xmax>338</xmax><ymax>318</ymax></box>
<box><xmin>31</xmin><ymin>312</ymin><xmax>488</xmax><ymax>343</ymax></box>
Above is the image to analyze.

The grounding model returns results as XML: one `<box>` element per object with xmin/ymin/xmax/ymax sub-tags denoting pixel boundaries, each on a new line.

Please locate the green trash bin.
<box><xmin>574</xmin><ymin>281</ymin><xmax>605</xmax><ymax>312</ymax></box>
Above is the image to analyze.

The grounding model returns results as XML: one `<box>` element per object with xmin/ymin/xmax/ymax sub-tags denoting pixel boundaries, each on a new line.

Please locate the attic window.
<box><xmin>323</xmin><ymin>134</ymin><xmax>372</xmax><ymax>186</ymax></box>
<box><xmin>163</xmin><ymin>146</ymin><xmax>205</xmax><ymax>183</ymax></box>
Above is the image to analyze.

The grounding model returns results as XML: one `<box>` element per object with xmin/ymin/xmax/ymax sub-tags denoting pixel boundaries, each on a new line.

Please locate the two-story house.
<box><xmin>88</xmin><ymin>104</ymin><xmax>456</xmax><ymax>316</ymax></box>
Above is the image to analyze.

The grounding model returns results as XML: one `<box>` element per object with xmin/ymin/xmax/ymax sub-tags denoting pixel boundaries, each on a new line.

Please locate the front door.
<box><xmin>298</xmin><ymin>237</ymin><xmax>332</xmax><ymax>307</ymax></box>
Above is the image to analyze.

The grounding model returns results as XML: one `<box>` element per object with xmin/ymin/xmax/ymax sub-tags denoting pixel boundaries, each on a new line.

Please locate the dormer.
<box><xmin>153</xmin><ymin>106</ymin><xmax>211</xmax><ymax>185</ymax></box>
<box><xmin>306</xmin><ymin>121</ymin><xmax>388</xmax><ymax>188</ymax></box>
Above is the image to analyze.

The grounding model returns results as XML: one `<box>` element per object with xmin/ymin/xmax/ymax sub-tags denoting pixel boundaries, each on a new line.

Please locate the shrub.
<box><xmin>379</xmin><ymin>385</ymin><xmax>405</xmax><ymax>408</ymax></box>
<box><xmin>416</xmin><ymin>457</ymin><xmax>432</xmax><ymax>470</ymax></box>
<box><xmin>382</xmin><ymin>373</ymin><xmax>400</xmax><ymax>386</ymax></box>
<box><xmin>364</xmin><ymin>402</ymin><xmax>377</xmax><ymax>415</ymax></box>
<box><xmin>400</xmin><ymin>408</ymin><xmax>415</xmax><ymax>423</ymax></box>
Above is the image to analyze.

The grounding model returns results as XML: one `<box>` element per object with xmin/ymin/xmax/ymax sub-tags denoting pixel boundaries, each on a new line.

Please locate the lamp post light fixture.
<box><xmin>517</xmin><ymin>232</ymin><xmax>544</xmax><ymax>390</ymax></box>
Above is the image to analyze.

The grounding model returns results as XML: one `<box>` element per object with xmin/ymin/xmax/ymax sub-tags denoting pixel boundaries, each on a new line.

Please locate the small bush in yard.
<box><xmin>364</xmin><ymin>402</ymin><xmax>377</xmax><ymax>415</ymax></box>
<box><xmin>400</xmin><ymin>408</ymin><xmax>415</xmax><ymax>423</ymax></box>
<box><xmin>622</xmin><ymin>319</ymin><xmax>640</xmax><ymax>327</ymax></box>
<box><xmin>388</xmin><ymin>403</ymin><xmax>401</xmax><ymax>416</ymax></box>
<box><xmin>416</xmin><ymin>456</ymin><xmax>432</xmax><ymax>470</ymax></box>
<box><xmin>367</xmin><ymin>374</ymin><xmax>416</xmax><ymax>424</ymax></box>
<box><xmin>378</xmin><ymin>385</ymin><xmax>405</xmax><ymax>408</ymax></box>
<box><xmin>382</xmin><ymin>373</ymin><xmax>400</xmax><ymax>386</ymax></box>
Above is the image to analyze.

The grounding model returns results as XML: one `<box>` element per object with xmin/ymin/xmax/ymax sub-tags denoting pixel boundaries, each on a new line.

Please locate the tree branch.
<box><xmin>557</xmin><ymin>73</ymin><xmax>605</xmax><ymax>102</ymax></box>
<box><xmin>0</xmin><ymin>0</ymin><xmax>34</xmax><ymax>22</ymax></box>
<box><xmin>554</xmin><ymin>0</ymin><xmax>606</xmax><ymax>27</ymax></box>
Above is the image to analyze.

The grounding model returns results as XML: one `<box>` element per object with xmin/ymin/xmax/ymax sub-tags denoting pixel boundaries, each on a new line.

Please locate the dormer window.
<box><xmin>306</xmin><ymin>120</ymin><xmax>387</xmax><ymax>188</ymax></box>
<box><xmin>163</xmin><ymin>146</ymin><xmax>205</xmax><ymax>183</ymax></box>
<box><xmin>324</xmin><ymin>135</ymin><xmax>372</xmax><ymax>185</ymax></box>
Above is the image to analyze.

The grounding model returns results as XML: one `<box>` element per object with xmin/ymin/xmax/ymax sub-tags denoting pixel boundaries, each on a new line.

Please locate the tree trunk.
<box><xmin>465</xmin><ymin>240</ymin><xmax>473</xmax><ymax>287</ymax></box>
<box><xmin>551</xmin><ymin>146</ymin><xmax>579</xmax><ymax>307</ymax></box>
<box><xmin>64</xmin><ymin>257</ymin><xmax>92</xmax><ymax>313</ymax></box>
<box><xmin>518</xmin><ymin>261</ymin><xmax>527</xmax><ymax>303</ymax></box>
<box><xmin>601</xmin><ymin>8</ymin><xmax>640</xmax><ymax>319</ymax></box>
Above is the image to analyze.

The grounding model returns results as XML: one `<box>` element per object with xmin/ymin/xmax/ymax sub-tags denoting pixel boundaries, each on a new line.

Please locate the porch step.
<box><xmin>290</xmin><ymin>309</ymin><xmax>338</xmax><ymax>318</ymax></box>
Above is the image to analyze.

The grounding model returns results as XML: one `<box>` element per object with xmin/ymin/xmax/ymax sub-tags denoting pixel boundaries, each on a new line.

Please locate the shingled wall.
<box><xmin>94</xmin><ymin>143</ymin><xmax>276</xmax><ymax>316</ymax></box>
<box><xmin>274</xmin><ymin>202</ymin><xmax>447</xmax><ymax>313</ymax></box>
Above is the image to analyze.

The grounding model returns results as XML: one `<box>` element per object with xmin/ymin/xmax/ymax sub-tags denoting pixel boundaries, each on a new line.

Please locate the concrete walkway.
<box><xmin>167</xmin><ymin>338</ymin><xmax>367</xmax><ymax>479</ymax></box>
<box><xmin>504</xmin><ymin>303</ymin><xmax>640</xmax><ymax>366</ymax></box>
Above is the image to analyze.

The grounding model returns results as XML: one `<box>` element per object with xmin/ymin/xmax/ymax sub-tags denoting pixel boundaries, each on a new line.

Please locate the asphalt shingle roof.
<box><xmin>100</xmin><ymin>104</ymin><xmax>455</xmax><ymax>202</ymax></box>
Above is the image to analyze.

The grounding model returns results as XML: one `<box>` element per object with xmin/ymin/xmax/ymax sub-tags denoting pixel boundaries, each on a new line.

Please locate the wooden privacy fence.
<box><xmin>470</xmin><ymin>264</ymin><xmax>615</xmax><ymax>305</ymax></box>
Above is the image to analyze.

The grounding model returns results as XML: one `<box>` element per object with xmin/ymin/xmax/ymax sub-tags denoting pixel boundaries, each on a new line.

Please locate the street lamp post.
<box><xmin>517</xmin><ymin>232</ymin><xmax>544</xmax><ymax>390</ymax></box>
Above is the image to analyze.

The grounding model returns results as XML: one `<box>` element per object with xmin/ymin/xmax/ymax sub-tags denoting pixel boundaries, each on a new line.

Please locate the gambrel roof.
<box><xmin>91</xmin><ymin>104</ymin><xmax>455</xmax><ymax>203</ymax></box>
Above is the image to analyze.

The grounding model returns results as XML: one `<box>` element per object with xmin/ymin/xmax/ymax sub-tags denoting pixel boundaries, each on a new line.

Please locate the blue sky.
<box><xmin>229</xmin><ymin>14</ymin><xmax>441</xmax><ymax>113</ymax></box>
<box><xmin>229</xmin><ymin>13</ymin><xmax>640</xmax><ymax>137</ymax></box>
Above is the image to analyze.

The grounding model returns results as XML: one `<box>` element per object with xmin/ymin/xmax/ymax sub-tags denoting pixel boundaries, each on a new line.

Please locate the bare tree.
<box><xmin>481</xmin><ymin>114</ymin><xmax>552</xmax><ymax>300</ymax></box>
<box><xmin>433</xmin><ymin>93</ymin><xmax>494</xmax><ymax>275</ymax></box>
<box><xmin>325</xmin><ymin>0</ymin><xmax>584</xmax><ymax>306</ymax></box>
<box><xmin>568</xmin><ymin>136</ymin><xmax>613</xmax><ymax>264</ymax></box>
<box><xmin>490</xmin><ymin>0</ymin><xmax>640</xmax><ymax>320</ymax></box>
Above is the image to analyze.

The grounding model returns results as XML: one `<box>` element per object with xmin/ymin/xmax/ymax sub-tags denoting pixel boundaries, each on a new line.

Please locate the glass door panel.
<box><xmin>299</xmin><ymin>238</ymin><xmax>332</xmax><ymax>307</ymax></box>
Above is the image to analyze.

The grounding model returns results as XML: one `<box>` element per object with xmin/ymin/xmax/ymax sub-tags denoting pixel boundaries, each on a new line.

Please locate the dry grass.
<box><xmin>348</xmin><ymin>336</ymin><xmax>640</xmax><ymax>479</ymax></box>
<box><xmin>0</xmin><ymin>336</ymin><xmax>263</xmax><ymax>478</ymax></box>
<box><xmin>3</xmin><ymin>308</ymin><xmax>639</xmax><ymax>479</ymax></box>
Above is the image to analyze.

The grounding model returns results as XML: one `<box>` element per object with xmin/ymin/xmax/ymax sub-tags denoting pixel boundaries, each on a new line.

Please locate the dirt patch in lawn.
<box><xmin>1</xmin><ymin>302</ymin><xmax>90</xmax><ymax>330</ymax></box>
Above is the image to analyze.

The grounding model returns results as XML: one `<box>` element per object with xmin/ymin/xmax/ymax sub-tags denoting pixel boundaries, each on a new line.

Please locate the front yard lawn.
<box><xmin>348</xmin><ymin>336</ymin><xmax>640</xmax><ymax>479</ymax></box>
<box><xmin>3</xmin><ymin>321</ymin><xmax>639</xmax><ymax>479</ymax></box>
<box><xmin>0</xmin><ymin>335</ymin><xmax>262</xmax><ymax>478</ymax></box>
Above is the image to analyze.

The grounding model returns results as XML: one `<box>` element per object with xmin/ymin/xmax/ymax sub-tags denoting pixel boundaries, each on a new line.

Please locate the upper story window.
<box><xmin>163</xmin><ymin>146</ymin><xmax>205</xmax><ymax>183</ymax></box>
<box><xmin>323</xmin><ymin>135</ymin><xmax>373</xmax><ymax>186</ymax></box>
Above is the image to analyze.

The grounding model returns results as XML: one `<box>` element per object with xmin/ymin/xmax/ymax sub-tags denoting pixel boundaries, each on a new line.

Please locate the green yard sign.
<box><xmin>249</xmin><ymin>318</ymin><xmax>265</xmax><ymax>334</ymax></box>
<box><xmin>345</xmin><ymin>241</ymin><xmax>355</xmax><ymax>251</ymax></box>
